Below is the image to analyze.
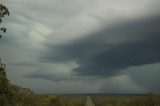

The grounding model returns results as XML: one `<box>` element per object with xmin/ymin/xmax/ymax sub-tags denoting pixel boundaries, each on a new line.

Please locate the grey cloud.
<box><xmin>24</xmin><ymin>69</ymin><xmax>70</xmax><ymax>81</ymax></box>
<box><xmin>1</xmin><ymin>0</ymin><xmax>160</xmax><ymax>93</ymax></box>
<box><xmin>125</xmin><ymin>63</ymin><xmax>160</xmax><ymax>92</ymax></box>
<box><xmin>42</xmin><ymin>15</ymin><xmax>160</xmax><ymax>77</ymax></box>
<box><xmin>5</xmin><ymin>0</ymin><xmax>80</xmax><ymax>28</ymax></box>
<box><xmin>99</xmin><ymin>75</ymin><xmax>146</xmax><ymax>93</ymax></box>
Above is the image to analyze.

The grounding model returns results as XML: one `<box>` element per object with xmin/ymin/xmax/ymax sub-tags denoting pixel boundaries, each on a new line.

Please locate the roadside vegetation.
<box><xmin>0</xmin><ymin>77</ymin><xmax>85</xmax><ymax>106</ymax></box>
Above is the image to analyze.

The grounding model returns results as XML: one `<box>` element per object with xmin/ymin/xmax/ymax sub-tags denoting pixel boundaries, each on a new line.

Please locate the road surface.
<box><xmin>85</xmin><ymin>96</ymin><xmax>95</xmax><ymax>106</ymax></box>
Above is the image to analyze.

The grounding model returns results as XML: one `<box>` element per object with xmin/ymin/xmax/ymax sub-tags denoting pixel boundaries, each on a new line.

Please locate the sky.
<box><xmin>0</xmin><ymin>0</ymin><xmax>160</xmax><ymax>94</ymax></box>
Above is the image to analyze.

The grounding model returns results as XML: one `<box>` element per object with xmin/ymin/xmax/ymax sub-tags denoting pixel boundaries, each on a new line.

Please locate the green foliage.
<box><xmin>0</xmin><ymin>75</ymin><xmax>13</xmax><ymax>106</ymax></box>
<box><xmin>0</xmin><ymin>75</ymin><xmax>9</xmax><ymax>93</ymax></box>
<box><xmin>1</xmin><ymin>82</ymin><xmax>85</xmax><ymax>106</ymax></box>
<box><xmin>46</xmin><ymin>96</ymin><xmax>60</xmax><ymax>106</ymax></box>
<box><xmin>0</xmin><ymin>3</ymin><xmax>9</xmax><ymax>38</ymax></box>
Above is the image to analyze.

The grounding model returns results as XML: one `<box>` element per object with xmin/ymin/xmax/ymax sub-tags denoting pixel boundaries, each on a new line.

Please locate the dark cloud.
<box><xmin>2</xmin><ymin>0</ymin><xmax>160</xmax><ymax>93</ymax></box>
<box><xmin>125</xmin><ymin>63</ymin><xmax>160</xmax><ymax>92</ymax></box>
<box><xmin>42</xmin><ymin>15</ymin><xmax>160</xmax><ymax>77</ymax></box>
<box><xmin>24</xmin><ymin>69</ymin><xmax>72</xmax><ymax>82</ymax></box>
<box><xmin>74</xmin><ymin>35</ymin><xmax>160</xmax><ymax>76</ymax></box>
<box><xmin>25</xmin><ymin>72</ymin><xmax>64</xmax><ymax>81</ymax></box>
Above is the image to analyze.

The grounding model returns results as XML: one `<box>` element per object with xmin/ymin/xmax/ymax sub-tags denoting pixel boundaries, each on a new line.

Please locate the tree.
<box><xmin>0</xmin><ymin>4</ymin><xmax>10</xmax><ymax>106</ymax></box>
<box><xmin>0</xmin><ymin>4</ymin><xmax>9</xmax><ymax>39</ymax></box>
<box><xmin>0</xmin><ymin>75</ymin><xmax>13</xmax><ymax>106</ymax></box>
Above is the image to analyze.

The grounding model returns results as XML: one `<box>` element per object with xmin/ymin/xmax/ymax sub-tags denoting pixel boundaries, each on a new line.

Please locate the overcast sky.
<box><xmin>0</xmin><ymin>0</ymin><xmax>160</xmax><ymax>94</ymax></box>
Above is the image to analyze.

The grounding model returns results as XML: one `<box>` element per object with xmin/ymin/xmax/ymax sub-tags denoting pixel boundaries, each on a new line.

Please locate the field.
<box><xmin>1</xmin><ymin>93</ymin><xmax>160</xmax><ymax>106</ymax></box>
<box><xmin>45</xmin><ymin>95</ymin><xmax>85</xmax><ymax>106</ymax></box>
<box><xmin>91</xmin><ymin>94</ymin><xmax>160</xmax><ymax>106</ymax></box>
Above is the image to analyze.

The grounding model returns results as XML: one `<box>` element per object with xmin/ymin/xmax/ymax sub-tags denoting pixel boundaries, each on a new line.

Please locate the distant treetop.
<box><xmin>0</xmin><ymin>4</ymin><xmax>9</xmax><ymax>39</ymax></box>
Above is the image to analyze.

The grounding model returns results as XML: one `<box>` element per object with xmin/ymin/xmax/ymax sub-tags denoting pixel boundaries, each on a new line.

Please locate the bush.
<box><xmin>47</xmin><ymin>96</ymin><xmax>60</xmax><ymax>106</ymax></box>
<box><xmin>0</xmin><ymin>75</ymin><xmax>13</xmax><ymax>106</ymax></box>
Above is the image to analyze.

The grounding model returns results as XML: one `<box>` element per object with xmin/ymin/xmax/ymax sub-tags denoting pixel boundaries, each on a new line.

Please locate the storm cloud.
<box><xmin>42</xmin><ymin>15</ymin><xmax>160</xmax><ymax>77</ymax></box>
<box><xmin>1</xmin><ymin>0</ymin><xmax>160</xmax><ymax>93</ymax></box>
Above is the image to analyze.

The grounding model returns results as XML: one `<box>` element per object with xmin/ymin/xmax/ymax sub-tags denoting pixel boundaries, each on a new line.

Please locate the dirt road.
<box><xmin>85</xmin><ymin>96</ymin><xmax>95</xmax><ymax>106</ymax></box>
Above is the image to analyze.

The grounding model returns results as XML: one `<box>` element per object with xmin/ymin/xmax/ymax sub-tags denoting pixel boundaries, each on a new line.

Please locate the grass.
<box><xmin>1</xmin><ymin>94</ymin><xmax>85</xmax><ymax>106</ymax></box>
<box><xmin>92</xmin><ymin>94</ymin><xmax>160</xmax><ymax>106</ymax></box>
<box><xmin>1</xmin><ymin>92</ymin><xmax>160</xmax><ymax>106</ymax></box>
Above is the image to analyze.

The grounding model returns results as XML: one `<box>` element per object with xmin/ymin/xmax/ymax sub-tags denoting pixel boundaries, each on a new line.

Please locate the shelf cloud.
<box><xmin>1</xmin><ymin>0</ymin><xmax>160</xmax><ymax>93</ymax></box>
<box><xmin>42</xmin><ymin>15</ymin><xmax>160</xmax><ymax>77</ymax></box>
